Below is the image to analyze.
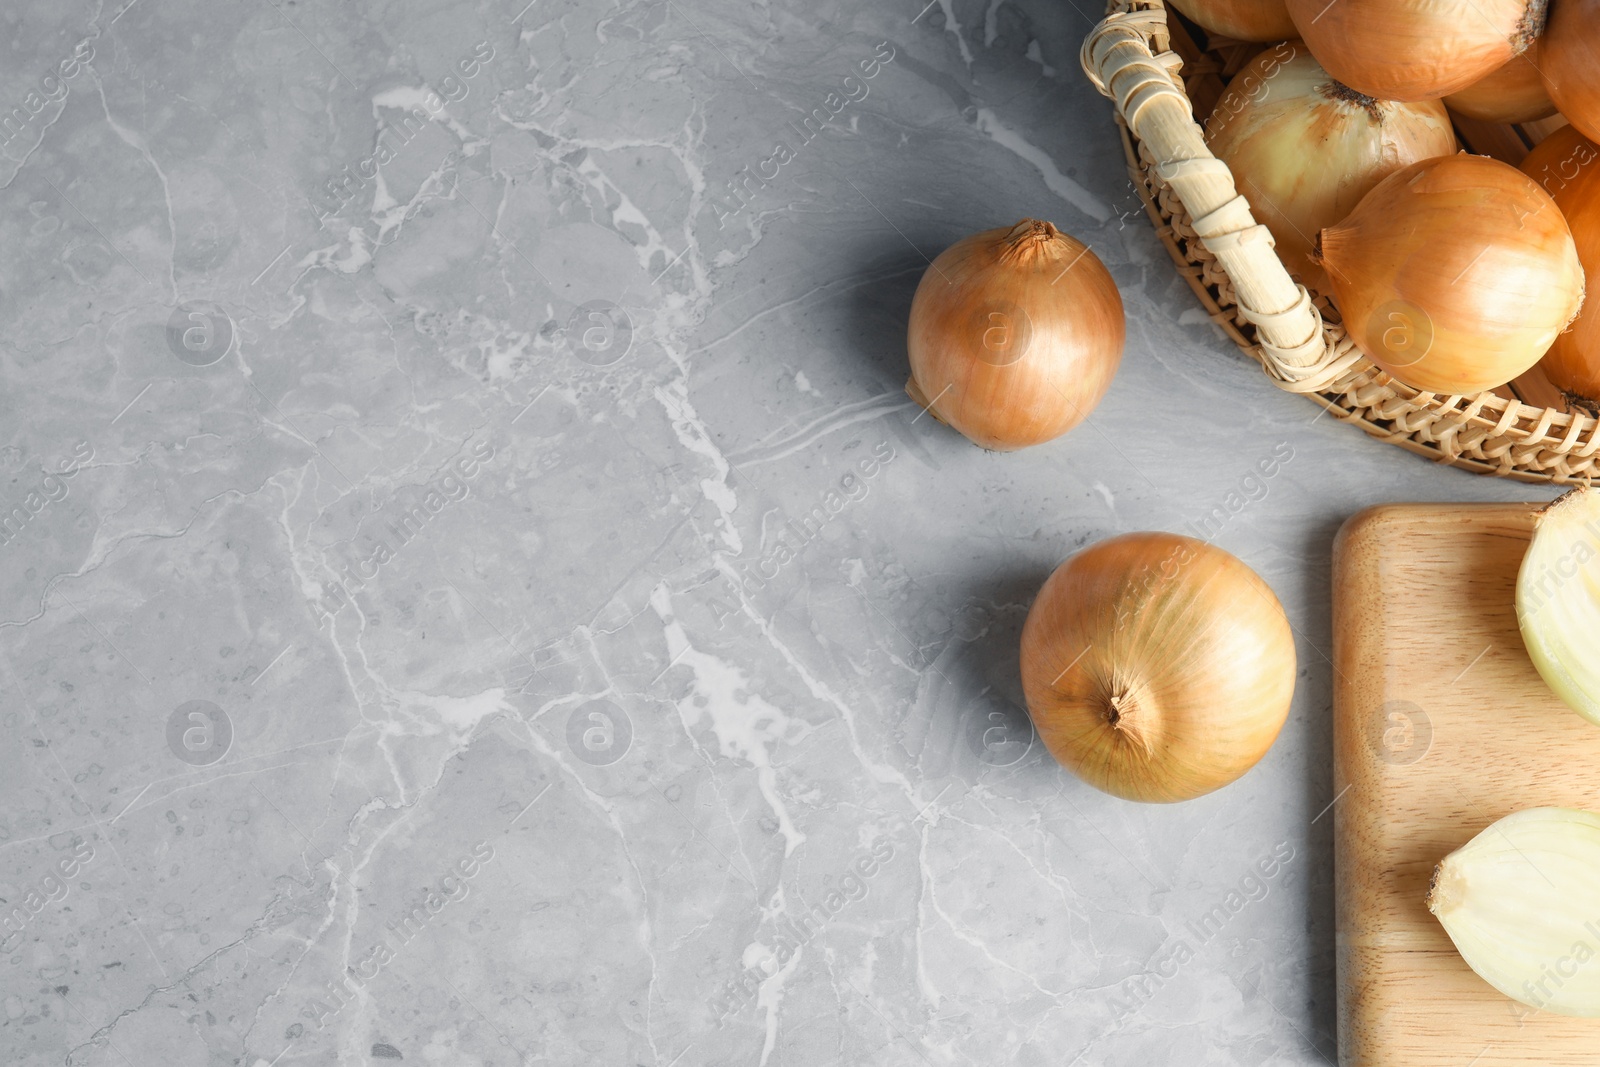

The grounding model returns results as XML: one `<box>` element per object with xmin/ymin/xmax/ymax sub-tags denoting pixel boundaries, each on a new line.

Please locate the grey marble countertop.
<box><xmin>0</xmin><ymin>1</ymin><xmax>1559</xmax><ymax>1064</ymax></box>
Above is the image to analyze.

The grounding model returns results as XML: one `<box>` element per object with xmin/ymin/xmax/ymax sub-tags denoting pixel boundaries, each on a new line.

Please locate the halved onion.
<box><xmin>1517</xmin><ymin>489</ymin><xmax>1600</xmax><ymax>725</ymax></box>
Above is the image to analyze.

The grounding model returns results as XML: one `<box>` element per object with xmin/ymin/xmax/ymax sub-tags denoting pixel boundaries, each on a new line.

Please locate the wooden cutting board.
<box><xmin>1333</xmin><ymin>502</ymin><xmax>1600</xmax><ymax>1066</ymax></box>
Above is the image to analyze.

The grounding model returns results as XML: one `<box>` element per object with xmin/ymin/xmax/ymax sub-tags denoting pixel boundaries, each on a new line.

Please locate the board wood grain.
<box><xmin>1333</xmin><ymin>503</ymin><xmax>1600</xmax><ymax>1066</ymax></box>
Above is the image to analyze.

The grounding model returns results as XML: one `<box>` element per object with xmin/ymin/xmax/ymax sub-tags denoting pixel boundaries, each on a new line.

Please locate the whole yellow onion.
<box><xmin>1522</xmin><ymin>126</ymin><xmax>1600</xmax><ymax>401</ymax></box>
<box><xmin>905</xmin><ymin>220</ymin><xmax>1124</xmax><ymax>451</ymax></box>
<box><xmin>1317</xmin><ymin>153</ymin><xmax>1585</xmax><ymax>395</ymax></box>
<box><xmin>1522</xmin><ymin>125</ymin><xmax>1599</xmax><ymax>200</ymax></box>
<box><xmin>1206</xmin><ymin>41</ymin><xmax>1456</xmax><ymax>291</ymax></box>
<box><xmin>1444</xmin><ymin>46</ymin><xmax>1557</xmax><ymax>125</ymax></box>
<box><xmin>1165</xmin><ymin>0</ymin><xmax>1297</xmax><ymax>43</ymax></box>
<box><xmin>1285</xmin><ymin>0</ymin><xmax>1545</xmax><ymax>102</ymax></box>
<box><xmin>1019</xmin><ymin>532</ymin><xmax>1296</xmax><ymax>803</ymax></box>
<box><xmin>1542</xmin><ymin>0</ymin><xmax>1600</xmax><ymax>144</ymax></box>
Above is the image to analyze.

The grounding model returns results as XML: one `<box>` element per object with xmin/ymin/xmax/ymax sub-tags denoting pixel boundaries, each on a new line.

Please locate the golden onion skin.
<box><xmin>1206</xmin><ymin>41</ymin><xmax>1456</xmax><ymax>291</ymax></box>
<box><xmin>1445</xmin><ymin>46</ymin><xmax>1558</xmax><ymax>124</ymax></box>
<box><xmin>1319</xmin><ymin>154</ymin><xmax>1585</xmax><ymax>396</ymax></box>
<box><xmin>1285</xmin><ymin>0</ymin><xmax>1544</xmax><ymax>102</ymax></box>
<box><xmin>1521</xmin><ymin>124</ymin><xmax>1599</xmax><ymax>198</ymax></box>
<box><xmin>1543</xmin><ymin>0</ymin><xmax>1600</xmax><ymax>144</ymax></box>
<box><xmin>1166</xmin><ymin>0</ymin><xmax>1297</xmax><ymax>42</ymax></box>
<box><xmin>905</xmin><ymin>220</ymin><xmax>1124</xmax><ymax>451</ymax></box>
<box><xmin>1522</xmin><ymin>126</ymin><xmax>1600</xmax><ymax>400</ymax></box>
<box><xmin>1019</xmin><ymin>533</ymin><xmax>1296</xmax><ymax>803</ymax></box>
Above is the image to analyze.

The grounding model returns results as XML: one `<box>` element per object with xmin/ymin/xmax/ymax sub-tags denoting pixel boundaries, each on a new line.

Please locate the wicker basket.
<box><xmin>1081</xmin><ymin>1</ymin><xmax>1600</xmax><ymax>484</ymax></box>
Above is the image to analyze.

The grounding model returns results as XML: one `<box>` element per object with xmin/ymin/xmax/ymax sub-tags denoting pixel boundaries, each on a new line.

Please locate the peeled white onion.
<box><xmin>1430</xmin><ymin>807</ymin><xmax>1600</xmax><ymax>1017</ymax></box>
<box><xmin>1517</xmin><ymin>488</ymin><xmax>1600</xmax><ymax>725</ymax></box>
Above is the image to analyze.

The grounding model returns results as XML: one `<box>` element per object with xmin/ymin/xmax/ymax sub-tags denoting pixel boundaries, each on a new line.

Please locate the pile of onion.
<box><xmin>1520</xmin><ymin>126</ymin><xmax>1600</xmax><ymax>400</ymax></box>
<box><xmin>1315</xmin><ymin>153</ymin><xmax>1585</xmax><ymax>395</ymax></box>
<box><xmin>905</xmin><ymin>219</ymin><xmax>1125</xmax><ymax>451</ymax></box>
<box><xmin>1284</xmin><ymin>0</ymin><xmax>1546</xmax><ymax>102</ymax></box>
<box><xmin>1165</xmin><ymin>0</ymin><xmax>1296</xmax><ymax>43</ymax></box>
<box><xmin>1019</xmin><ymin>532</ymin><xmax>1296</xmax><ymax>803</ymax></box>
<box><xmin>1206</xmin><ymin>41</ymin><xmax>1456</xmax><ymax>290</ymax></box>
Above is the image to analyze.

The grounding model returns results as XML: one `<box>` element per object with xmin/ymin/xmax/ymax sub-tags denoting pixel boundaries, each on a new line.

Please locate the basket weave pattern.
<box><xmin>1083</xmin><ymin>1</ymin><xmax>1600</xmax><ymax>484</ymax></box>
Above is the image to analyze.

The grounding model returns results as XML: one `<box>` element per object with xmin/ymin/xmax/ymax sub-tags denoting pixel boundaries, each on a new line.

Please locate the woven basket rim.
<box><xmin>1089</xmin><ymin>0</ymin><xmax>1600</xmax><ymax>484</ymax></box>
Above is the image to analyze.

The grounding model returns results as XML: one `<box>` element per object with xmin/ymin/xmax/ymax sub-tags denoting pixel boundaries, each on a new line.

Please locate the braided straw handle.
<box><xmin>1081</xmin><ymin>6</ymin><xmax>1333</xmax><ymax>381</ymax></box>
